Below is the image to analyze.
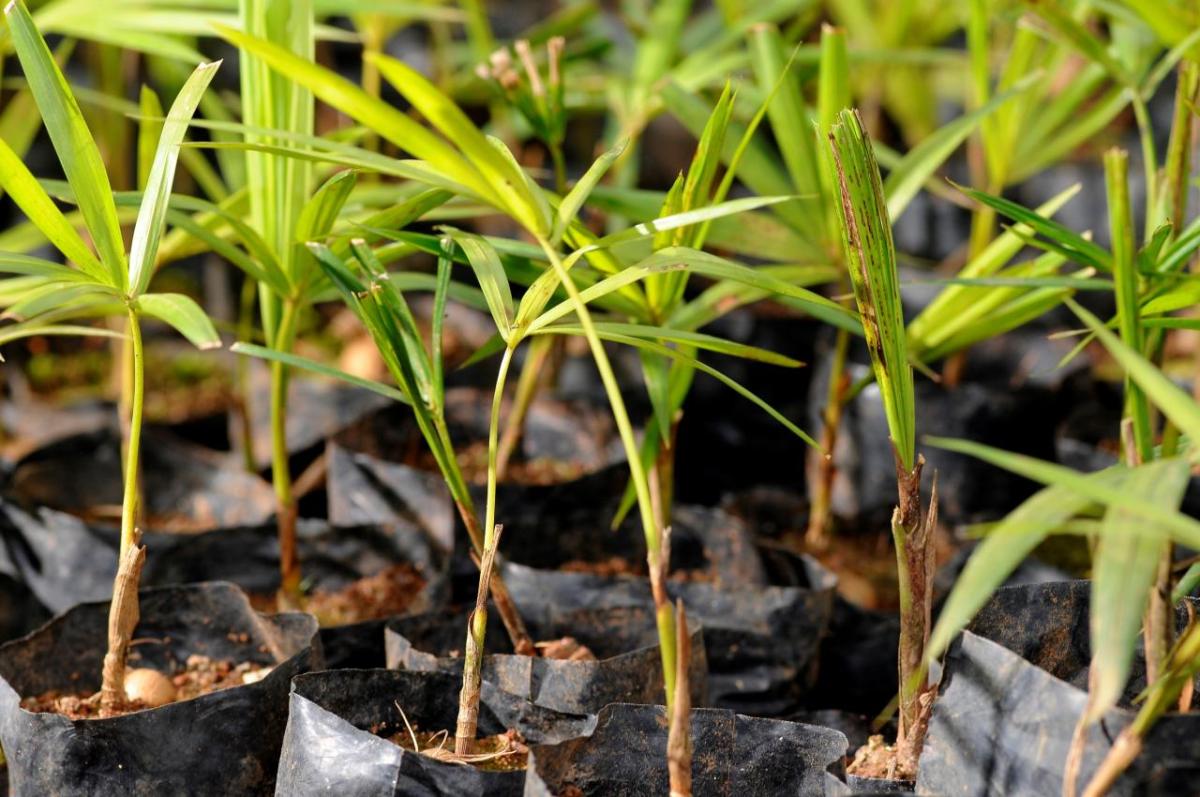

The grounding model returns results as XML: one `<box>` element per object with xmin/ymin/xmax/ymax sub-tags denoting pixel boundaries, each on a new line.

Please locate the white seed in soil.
<box><xmin>124</xmin><ymin>668</ymin><xmax>176</xmax><ymax>707</ymax></box>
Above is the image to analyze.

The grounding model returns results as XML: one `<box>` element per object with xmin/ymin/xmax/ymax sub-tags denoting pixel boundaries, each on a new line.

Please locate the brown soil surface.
<box><xmin>422</xmin><ymin>440</ymin><xmax>586</xmax><ymax>486</ymax></box>
<box><xmin>305</xmin><ymin>564</ymin><xmax>426</xmax><ymax>626</ymax></box>
<box><xmin>387</xmin><ymin>727</ymin><xmax>528</xmax><ymax>772</ymax></box>
<box><xmin>21</xmin><ymin>655</ymin><xmax>271</xmax><ymax>720</ymax></box>
<box><xmin>721</xmin><ymin>490</ymin><xmax>961</xmax><ymax>610</ymax></box>
<box><xmin>847</xmin><ymin>733</ymin><xmax>914</xmax><ymax>781</ymax></box>
<box><xmin>250</xmin><ymin>563</ymin><xmax>427</xmax><ymax>626</ymax></box>
<box><xmin>805</xmin><ymin>526</ymin><xmax>958</xmax><ymax>610</ymax></box>
<box><xmin>559</xmin><ymin>556</ymin><xmax>642</xmax><ymax>578</ymax></box>
<box><xmin>17</xmin><ymin>345</ymin><xmax>234</xmax><ymax>426</ymax></box>
<box><xmin>558</xmin><ymin>556</ymin><xmax>715</xmax><ymax>584</ymax></box>
<box><xmin>421</xmin><ymin>636</ymin><xmax>596</xmax><ymax>661</ymax></box>
<box><xmin>810</xmin><ymin>534</ymin><xmax>909</xmax><ymax>610</ymax></box>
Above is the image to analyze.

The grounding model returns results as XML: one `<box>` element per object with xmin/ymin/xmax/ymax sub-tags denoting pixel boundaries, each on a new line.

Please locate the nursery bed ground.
<box><xmin>386</xmin><ymin>727</ymin><xmax>529</xmax><ymax>772</ymax></box>
<box><xmin>558</xmin><ymin>555</ymin><xmax>718</xmax><ymax>584</ymax></box>
<box><xmin>250</xmin><ymin>563</ymin><xmax>426</xmax><ymax>626</ymax></box>
<box><xmin>20</xmin><ymin>654</ymin><xmax>271</xmax><ymax>719</ymax></box>
<box><xmin>420</xmin><ymin>441</ymin><xmax>587</xmax><ymax>486</ymax></box>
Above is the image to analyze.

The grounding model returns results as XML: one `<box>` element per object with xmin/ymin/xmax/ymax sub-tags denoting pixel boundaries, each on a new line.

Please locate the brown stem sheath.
<box><xmin>456</xmin><ymin>523</ymin><xmax>504</xmax><ymax>756</ymax></box>
<box><xmin>667</xmin><ymin>599</ymin><xmax>692</xmax><ymax>797</ymax></box>
<box><xmin>807</xmin><ymin>328</ymin><xmax>851</xmax><ymax>549</ymax></box>
<box><xmin>892</xmin><ymin>454</ymin><xmax>936</xmax><ymax>774</ymax></box>
<box><xmin>100</xmin><ymin>532</ymin><xmax>146</xmax><ymax>714</ymax></box>
<box><xmin>1144</xmin><ymin>546</ymin><xmax>1174</xmax><ymax>686</ymax></box>
<box><xmin>276</xmin><ymin>501</ymin><xmax>302</xmax><ymax>610</ymax></box>
<box><xmin>1063</xmin><ymin>667</ymin><xmax>1100</xmax><ymax>797</ymax></box>
<box><xmin>1080</xmin><ymin>732</ymin><xmax>1142</xmax><ymax>797</ymax></box>
<box><xmin>649</xmin><ymin>525</ymin><xmax>677</xmax><ymax>711</ymax></box>
<box><xmin>458</xmin><ymin>505</ymin><xmax>534</xmax><ymax>656</ymax></box>
<box><xmin>650</xmin><ymin>414</ymin><xmax>681</xmax><ymax>534</ymax></box>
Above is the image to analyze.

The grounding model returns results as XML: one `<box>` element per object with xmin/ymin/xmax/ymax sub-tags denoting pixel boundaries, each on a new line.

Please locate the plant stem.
<box><xmin>535</xmin><ymin>235</ymin><xmax>677</xmax><ymax>708</ymax></box>
<box><xmin>236</xmin><ymin>275</ymin><xmax>258</xmax><ymax>473</ymax></box>
<box><xmin>116</xmin><ymin>315</ymin><xmax>138</xmax><ymax>531</ymax></box>
<box><xmin>806</xmin><ymin>327</ymin><xmax>850</xmax><ymax>549</ymax></box>
<box><xmin>1082</xmin><ymin>621</ymin><xmax>1200</xmax><ymax>796</ymax></box>
<box><xmin>1106</xmin><ymin>149</ymin><xmax>1153</xmax><ymax>462</ymax></box>
<box><xmin>454</xmin><ymin>343</ymin><xmax>526</xmax><ymax>751</ymax></box>
<box><xmin>495</xmin><ymin>335</ymin><xmax>555</xmax><ymax>482</ymax></box>
<box><xmin>968</xmin><ymin>193</ymin><xmax>997</xmax><ymax>259</ymax></box>
<box><xmin>119</xmin><ymin>308</ymin><xmax>145</xmax><ymax>556</ymax></box>
<box><xmin>549</xmin><ymin>140</ymin><xmax>568</xmax><ymax>196</ymax></box>
<box><xmin>1164</xmin><ymin>62</ymin><xmax>1198</xmax><ymax>233</ymax></box>
<box><xmin>1114</xmin><ymin>419</ymin><xmax>1174</xmax><ymax>690</ymax></box>
<box><xmin>455</xmin><ymin>523</ymin><xmax>503</xmax><ymax>756</ymax></box>
<box><xmin>1144</xmin><ymin>546</ymin><xmax>1173</xmax><ymax>685</ymax></box>
<box><xmin>361</xmin><ymin>16</ymin><xmax>383</xmax><ymax>154</ymax></box>
<box><xmin>429</xmin><ymin>18</ymin><xmax>453</xmax><ymax>92</ymax></box>
<box><xmin>650</xmin><ymin>415</ymin><xmax>680</xmax><ymax>535</ymax></box>
<box><xmin>484</xmin><ymin>346</ymin><xmax>516</xmax><ymax>552</ymax></box>
<box><xmin>667</xmin><ymin>599</ymin><xmax>692</xmax><ymax>797</ymax></box>
<box><xmin>891</xmin><ymin>455</ymin><xmax>936</xmax><ymax>775</ymax></box>
<box><xmin>1130</xmin><ymin>97</ymin><xmax>1158</xmax><ymax>241</ymax></box>
<box><xmin>101</xmin><ymin>307</ymin><xmax>149</xmax><ymax>712</ymax></box>
<box><xmin>270</xmin><ymin>299</ymin><xmax>302</xmax><ymax>608</ymax></box>
<box><xmin>452</xmin><ymin>498</ymin><xmax>533</xmax><ymax>656</ymax></box>
<box><xmin>429</xmin><ymin>394</ymin><xmax>533</xmax><ymax>655</ymax></box>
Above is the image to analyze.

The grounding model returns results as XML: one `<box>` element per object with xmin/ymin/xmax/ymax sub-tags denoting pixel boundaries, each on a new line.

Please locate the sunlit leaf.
<box><xmin>129</xmin><ymin>60</ymin><xmax>221</xmax><ymax>296</ymax></box>
<box><xmin>136</xmin><ymin>292</ymin><xmax>221</xmax><ymax>349</ymax></box>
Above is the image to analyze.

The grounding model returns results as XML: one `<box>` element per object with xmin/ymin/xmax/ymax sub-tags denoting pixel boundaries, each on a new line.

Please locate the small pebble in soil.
<box><xmin>124</xmin><ymin>668</ymin><xmax>176</xmax><ymax>707</ymax></box>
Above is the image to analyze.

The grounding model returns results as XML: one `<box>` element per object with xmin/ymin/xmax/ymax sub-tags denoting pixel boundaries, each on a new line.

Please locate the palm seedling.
<box><xmin>826</xmin><ymin>108</ymin><xmax>938</xmax><ymax>777</ymax></box>
<box><xmin>213</xmin><ymin>22</ymin><xmax>651</xmax><ymax>759</ymax></box>
<box><xmin>174</xmin><ymin>0</ymin><xmax>455</xmax><ymax>609</ymax></box>
<box><xmin>470</xmin><ymin>33</ymin><xmax>570</xmax><ymax>480</ymax></box>
<box><xmin>660</xmin><ymin>22</ymin><xmax>855</xmax><ymax>546</ymax></box>
<box><xmin>3</xmin><ymin>0</ymin><xmax>466</xmax><ymax>608</ymax></box>
<box><xmin>809</xmin><ymin>31</ymin><xmax>1199</xmax><ymax>769</ymax></box>
<box><xmin>234</xmin><ymin>225</ymin><xmax>539</xmax><ymax>659</ymax></box>
<box><xmin>603</xmin><ymin>75</ymin><xmax>859</xmax><ymax>534</ymax></box>
<box><xmin>0</xmin><ymin>0</ymin><xmax>219</xmax><ymax>709</ymax></box>
<box><xmin>924</xmin><ymin>297</ymin><xmax>1200</xmax><ymax>796</ymax></box>
<box><xmin>472</xmin><ymin>42</ymin><xmax>863</xmax><ymax>536</ymax></box>
<box><xmin>653</xmin><ymin>4</ymin><xmax>1196</xmax><ymax>554</ymax></box>
<box><xmin>919</xmin><ymin>57</ymin><xmax>1200</xmax><ymax>792</ymax></box>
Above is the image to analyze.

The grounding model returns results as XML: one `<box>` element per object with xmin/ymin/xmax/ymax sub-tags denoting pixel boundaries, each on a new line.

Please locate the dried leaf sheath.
<box><xmin>667</xmin><ymin>600</ymin><xmax>692</xmax><ymax>797</ymax></box>
<box><xmin>456</xmin><ymin>524</ymin><xmax>504</xmax><ymax>755</ymax></box>
<box><xmin>100</xmin><ymin>536</ymin><xmax>146</xmax><ymax>712</ymax></box>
